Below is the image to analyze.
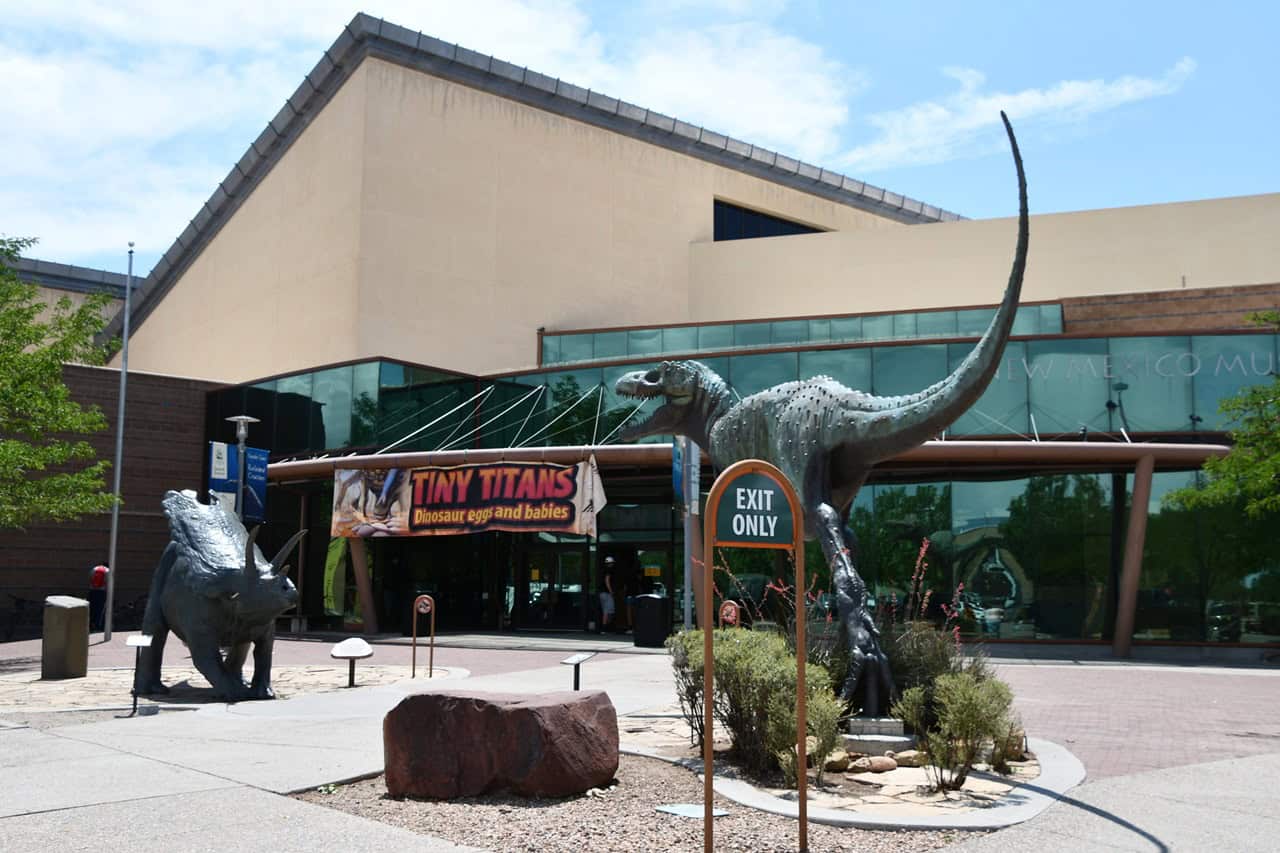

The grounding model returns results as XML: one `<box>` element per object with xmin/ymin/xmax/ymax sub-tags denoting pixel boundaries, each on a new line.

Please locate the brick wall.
<box><xmin>0</xmin><ymin>365</ymin><xmax>218</xmax><ymax>626</ymax></box>
<box><xmin>1063</xmin><ymin>282</ymin><xmax>1280</xmax><ymax>335</ymax></box>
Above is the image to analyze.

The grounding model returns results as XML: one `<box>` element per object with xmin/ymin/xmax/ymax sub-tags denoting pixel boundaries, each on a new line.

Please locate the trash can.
<box><xmin>632</xmin><ymin>594</ymin><xmax>672</xmax><ymax>648</ymax></box>
<box><xmin>42</xmin><ymin>595</ymin><xmax>89</xmax><ymax>680</ymax></box>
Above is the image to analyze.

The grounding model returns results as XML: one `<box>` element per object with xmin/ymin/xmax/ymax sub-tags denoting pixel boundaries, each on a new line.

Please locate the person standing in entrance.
<box><xmin>599</xmin><ymin>556</ymin><xmax>616</xmax><ymax>632</ymax></box>
<box><xmin>88</xmin><ymin>564</ymin><xmax>109</xmax><ymax>631</ymax></box>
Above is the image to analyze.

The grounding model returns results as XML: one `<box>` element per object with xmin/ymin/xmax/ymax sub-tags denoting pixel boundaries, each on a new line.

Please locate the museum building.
<box><xmin>10</xmin><ymin>14</ymin><xmax>1279</xmax><ymax>651</ymax></box>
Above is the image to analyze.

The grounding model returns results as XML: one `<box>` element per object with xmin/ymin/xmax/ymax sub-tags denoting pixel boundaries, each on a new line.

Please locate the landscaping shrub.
<box><xmin>893</xmin><ymin>671</ymin><xmax>1013</xmax><ymax>790</ymax></box>
<box><xmin>667</xmin><ymin>628</ymin><xmax>841</xmax><ymax>779</ymax></box>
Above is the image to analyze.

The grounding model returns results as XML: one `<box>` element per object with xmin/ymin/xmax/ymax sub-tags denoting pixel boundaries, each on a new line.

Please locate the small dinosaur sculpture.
<box><xmin>616</xmin><ymin>113</ymin><xmax>1028</xmax><ymax>715</ymax></box>
<box><xmin>133</xmin><ymin>490</ymin><xmax>306</xmax><ymax>700</ymax></box>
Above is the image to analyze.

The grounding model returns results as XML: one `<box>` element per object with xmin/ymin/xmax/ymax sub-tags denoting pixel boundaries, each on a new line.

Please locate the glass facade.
<box><xmin>540</xmin><ymin>303</ymin><xmax>1064</xmax><ymax>367</ymax></box>
<box><xmin>229</xmin><ymin>330</ymin><xmax>1277</xmax><ymax>647</ymax></box>
<box><xmin>219</xmin><ymin>332</ymin><xmax>1277</xmax><ymax>458</ymax></box>
<box><xmin>843</xmin><ymin>473</ymin><xmax>1280</xmax><ymax>644</ymax></box>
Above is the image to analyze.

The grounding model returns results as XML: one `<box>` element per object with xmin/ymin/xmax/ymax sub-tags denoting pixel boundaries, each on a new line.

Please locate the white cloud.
<box><xmin>0</xmin><ymin>0</ymin><xmax>854</xmax><ymax>267</ymax></box>
<box><xmin>0</xmin><ymin>0</ymin><xmax>1198</xmax><ymax>269</ymax></box>
<box><xmin>840</xmin><ymin>58</ymin><xmax>1197</xmax><ymax>173</ymax></box>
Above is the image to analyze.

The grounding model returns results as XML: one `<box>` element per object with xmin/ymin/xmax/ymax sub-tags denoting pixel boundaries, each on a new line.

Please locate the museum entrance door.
<box><xmin>514</xmin><ymin>541</ymin><xmax>590</xmax><ymax>630</ymax></box>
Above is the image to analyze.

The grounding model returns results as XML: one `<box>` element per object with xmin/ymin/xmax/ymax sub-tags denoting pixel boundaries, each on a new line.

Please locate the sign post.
<box><xmin>412</xmin><ymin>594</ymin><xmax>436</xmax><ymax>678</ymax></box>
<box><xmin>702</xmin><ymin>459</ymin><xmax>807</xmax><ymax>853</ymax></box>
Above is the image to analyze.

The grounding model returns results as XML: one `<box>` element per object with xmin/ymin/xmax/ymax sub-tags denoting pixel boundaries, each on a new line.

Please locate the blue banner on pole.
<box><xmin>209</xmin><ymin>442</ymin><xmax>269</xmax><ymax>522</ymax></box>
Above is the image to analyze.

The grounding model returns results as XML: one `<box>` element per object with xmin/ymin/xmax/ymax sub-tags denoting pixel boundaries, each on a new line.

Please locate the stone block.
<box><xmin>846</xmin><ymin>716</ymin><xmax>905</xmax><ymax>736</ymax></box>
<box><xmin>42</xmin><ymin>596</ymin><xmax>89</xmax><ymax>679</ymax></box>
<box><xmin>384</xmin><ymin>690</ymin><xmax>618</xmax><ymax>799</ymax></box>
<box><xmin>843</xmin><ymin>733</ymin><xmax>915</xmax><ymax>754</ymax></box>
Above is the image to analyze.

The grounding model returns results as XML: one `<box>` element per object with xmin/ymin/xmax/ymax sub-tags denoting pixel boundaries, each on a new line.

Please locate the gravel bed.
<box><xmin>296</xmin><ymin>753</ymin><xmax>976</xmax><ymax>852</ymax></box>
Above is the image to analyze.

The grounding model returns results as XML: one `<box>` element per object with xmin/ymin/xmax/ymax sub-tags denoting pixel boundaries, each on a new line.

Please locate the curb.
<box><xmin>620</xmin><ymin>736</ymin><xmax>1085</xmax><ymax>830</ymax></box>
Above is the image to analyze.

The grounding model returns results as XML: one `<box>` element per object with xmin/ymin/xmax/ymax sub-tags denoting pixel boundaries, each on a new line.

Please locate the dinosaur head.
<box><xmin>614</xmin><ymin>360</ymin><xmax>730</xmax><ymax>448</ymax></box>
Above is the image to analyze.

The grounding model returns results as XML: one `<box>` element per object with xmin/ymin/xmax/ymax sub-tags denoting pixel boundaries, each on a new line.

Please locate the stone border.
<box><xmin>620</xmin><ymin>736</ymin><xmax>1085</xmax><ymax>830</ymax></box>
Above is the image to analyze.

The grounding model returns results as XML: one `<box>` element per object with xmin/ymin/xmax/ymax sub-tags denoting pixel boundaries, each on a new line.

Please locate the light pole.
<box><xmin>225</xmin><ymin>415</ymin><xmax>260</xmax><ymax>520</ymax></box>
<box><xmin>104</xmin><ymin>243</ymin><xmax>135</xmax><ymax>642</ymax></box>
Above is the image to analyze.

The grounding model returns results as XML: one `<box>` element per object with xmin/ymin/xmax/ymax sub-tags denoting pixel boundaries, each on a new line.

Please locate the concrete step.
<box><xmin>843</xmin><ymin>733</ymin><xmax>916</xmax><ymax>754</ymax></box>
<box><xmin>846</xmin><ymin>717</ymin><xmax>905</xmax><ymax>737</ymax></box>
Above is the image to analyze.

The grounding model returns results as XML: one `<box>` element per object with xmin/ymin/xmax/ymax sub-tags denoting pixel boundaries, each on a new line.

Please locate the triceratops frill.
<box><xmin>133</xmin><ymin>489</ymin><xmax>306</xmax><ymax>700</ymax></box>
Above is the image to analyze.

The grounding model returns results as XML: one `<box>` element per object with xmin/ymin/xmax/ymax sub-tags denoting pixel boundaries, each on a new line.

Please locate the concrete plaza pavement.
<box><xmin>2</xmin><ymin>632</ymin><xmax>1278</xmax><ymax>851</ymax></box>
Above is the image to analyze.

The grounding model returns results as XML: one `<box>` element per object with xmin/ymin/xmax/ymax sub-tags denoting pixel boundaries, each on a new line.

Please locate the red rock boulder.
<box><xmin>383</xmin><ymin>690</ymin><xmax>619</xmax><ymax>799</ymax></box>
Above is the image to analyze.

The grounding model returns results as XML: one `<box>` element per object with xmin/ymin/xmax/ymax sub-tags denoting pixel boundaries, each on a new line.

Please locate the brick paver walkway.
<box><xmin>996</xmin><ymin>662</ymin><xmax>1280</xmax><ymax>779</ymax></box>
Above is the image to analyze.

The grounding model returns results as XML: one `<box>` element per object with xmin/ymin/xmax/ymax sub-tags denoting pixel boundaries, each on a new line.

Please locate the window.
<box><xmin>713</xmin><ymin>200</ymin><xmax>821</xmax><ymax>241</ymax></box>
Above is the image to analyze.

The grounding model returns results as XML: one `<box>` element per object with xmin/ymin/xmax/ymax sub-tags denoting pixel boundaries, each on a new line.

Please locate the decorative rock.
<box><xmin>384</xmin><ymin>690</ymin><xmax>619</xmax><ymax>799</ymax></box>
<box><xmin>890</xmin><ymin>749</ymin><xmax>926</xmax><ymax>768</ymax></box>
<box><xmin>823</xmin><ymin>750</ymin><xmax>850</xmax><ymax>773</ymax></box>
<box><xmin>850</xmin><ymin>755</ymin><xmax>898</xmax><ymax>773</ymax></box>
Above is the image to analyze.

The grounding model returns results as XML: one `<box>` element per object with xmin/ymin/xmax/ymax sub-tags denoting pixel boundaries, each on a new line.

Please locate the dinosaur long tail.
<box><xmin>866</xmin><ymin>111</ymin><xmax>1029</xmax><ymax>454</ymax></box>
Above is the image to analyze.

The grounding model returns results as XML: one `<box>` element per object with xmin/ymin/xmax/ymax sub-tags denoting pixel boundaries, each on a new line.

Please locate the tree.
<box><xmin>0</xmin><ymin>236</ymin><xmax>117</xmax><ymax>528</ymax></box>
<box><xmin>1167</xmin><ymin>311</ymin><xmax>1280</xmax><ymax>519</ymax></box>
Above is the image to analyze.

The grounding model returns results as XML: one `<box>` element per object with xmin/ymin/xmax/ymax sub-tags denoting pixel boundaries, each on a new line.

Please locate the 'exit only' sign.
<box><xmin>713</xmin><ymin>471</ymin><xmax>794</xmax><ymax>548</ymax></box>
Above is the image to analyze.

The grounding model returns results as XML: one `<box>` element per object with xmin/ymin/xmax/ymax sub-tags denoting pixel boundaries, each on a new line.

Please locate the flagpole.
<box><xmin>104</xmin><ymin>243</ymin><xmax>134</xmax><ymax>641</ymax></box>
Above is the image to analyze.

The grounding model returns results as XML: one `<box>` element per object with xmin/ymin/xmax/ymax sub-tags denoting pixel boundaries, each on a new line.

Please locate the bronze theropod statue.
<box><xmin>134</xmin><ymin>490</ymin><xmax>306</xmax><ymax>700</ymax></box>
<box><xmin>616</xmin><ymin>112</ymin><xmax>1029</xmax><ymax>716</ymax></box>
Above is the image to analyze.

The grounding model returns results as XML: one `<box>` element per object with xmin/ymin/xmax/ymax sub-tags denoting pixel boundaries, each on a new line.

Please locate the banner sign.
<box><xmin>331</xmin><ymin>457</ymin><xmax>607</xmax><ymax>539</ymax></box>
<box><xmin>208</xmin><ymin>442</ymin><xmax>269</xmax><ymax>522</ymax></box>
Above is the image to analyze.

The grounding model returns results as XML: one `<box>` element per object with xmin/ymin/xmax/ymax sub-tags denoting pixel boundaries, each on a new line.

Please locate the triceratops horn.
<box><xmin>244</xmin><ymin>525</ymin><xmax>262</xmax><ymax>576</ymax></box>
<box><xmin>270</xmin><ymin>530</ymin><xmax>308</xmax><ymax>574</ymax></box>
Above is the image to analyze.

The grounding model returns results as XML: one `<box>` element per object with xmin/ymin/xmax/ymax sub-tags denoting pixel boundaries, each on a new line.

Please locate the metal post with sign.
<box><xmin>676</xmin><ymin>437</ymin><xmax>701</xmax><ymax>630</ymax></box>
<box><xmin>702</xmin><ymin>459</ymin><xmax>807</xmax><ymax>853</ymax></box>
<box><xmin>412</xmin><ymin>594</ymin><xmax>436</xmax><ymax>678</ymax></box>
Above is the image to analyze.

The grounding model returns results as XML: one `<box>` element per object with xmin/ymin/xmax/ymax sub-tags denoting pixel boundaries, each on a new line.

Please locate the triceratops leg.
<box><xmin>815</xmin><ymin>503</ymin><xmax>893</xmax><ymax>716</ymax></box>
<box><xmin>186</xmin><ymin>633</ymin><xmax>250</xmax><ymax>700</ymax></box>
<box><xmin>134</xmin><ymin>545</ymin><xmax>178</xmax><ymax>696</ymax></box>
<box><xmin>247</xmin><ymin>625</ymin><xmax>277</xmax><ymax>700</ymax></box>
<box><xmin>223</xmin><ymin>641</ymin><xmax>251</xmax><ymax>688</ymax></box>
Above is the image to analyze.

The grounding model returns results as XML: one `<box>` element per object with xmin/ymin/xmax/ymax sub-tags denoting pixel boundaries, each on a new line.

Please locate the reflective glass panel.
<box><xmin>946</xmin><ymin>341</ymin><xmax>1029</xmax><ymax>437</ymax></box>
<box><xmin>808</xmin><ymin>319</ymin><xmax>832</xmax><ymax>343</ymax></box>
<box><xmin>663</xmin><ymin>326</ymin><xmax>698</xmax><ymax>355</ymax></box>
<box><xmin>593</xmin><ymin>331</ymin><xmax>628</xmax><ymax>361</ymax></box>
<box><xmin>917</xmin><ymin>310</ymin><xmax>957</xmax><ymax>338</ymax></box>
<box><xmin>872</xmin><ymin>343</ymin><xmax>946</xmax><ymax>397</ymax></box>
<box><xmin>311</xmin><ymin>366</ymin><xmax>353</xmax><ymax>450</ymax></box>
<box><xmin>771</xmin><ymin>320</ymin><xmax>809</xmax><ymax>345</ymax></box>
<box><xmin>274</xmin><ymin>373</ymin><xmax>314</xmax><ymax>453</ymax></box>
<box><xmin>559</xmin><ymin>334</ymin><xmax>594</xmax><ymax>363</ymax></box>
<box><xmin>698</xmin><ymin>324</ymin><xmax>734</xmax><ymax>351</ymax></box>
<box><xmin>627</xmin><ymin>328</ymin><xmax>662</xmax><ymax>357</ymax></box>
<box><xmin>729</xmin><ymin>351</ymin><xmax>798</xmax><ymax>397</ymax></box>
<box><xmin>1191</xmin><ymin>334</ymin><xmax>1277</xmax><ymax>431</ymax></box>
<box><xmin>734</xmin><ymin>322</ymin><xmax>771</xmax><ymax>348</ymax></box>
<box><xmin>1025</xmin><ymin>338</ymin><xmax>1110</xmax><ymax>437</ymax></box>
<box><xmin>829</xmin><ymin>317</ymin><xmax>861</xmax><ymax>343</ymax></box>
<box><xmin>956</xmin><ymin>308</ymin><xmax>994</xmax><ymax>336</ymax></box>
<box><xmin>542</xmin><ymin>335</ymin><xmax>561</xmax><ymax>366</ymax></box>
<box><xmin>1011</xmin><ymin>306</ymin><xmax>1042</xmax><ymax>336</ymax></box>
<box><xmin>1105</xmin><ymin>336</ymin><xmax>1193</xmax><ymax>433</ymax></box>
<box><xmin>892</xmin><ymin>313</ymin><xmax>918</xmax><ymax>339</ymax></box>
<box><xmin>862</xmin><ymin>314</ymin><xmax>893</xmax><ymax>341</ymax></box>
<box><xmin>799</xmin><ymin>348</ymin><xmax>872</xmax><ymax>392</ymax></box>
<box><xmin>1040</xmin><ymin>304</ymin><xmax>1064</xmax><ymax>334</ymax></box>
<box><xmin>1142</xmin><ymin>472</ymin><xmax>1280</xmax><ymax>644</ymax></box>
<box><xmin>350</xmin><ymin>362</ymin><xmax>380</xmax><ymax>447</ymax></box>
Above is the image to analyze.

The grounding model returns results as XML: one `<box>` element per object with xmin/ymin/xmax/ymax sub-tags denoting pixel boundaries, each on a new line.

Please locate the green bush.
<box><xmin>893</xmin><ymin>671</ymin><xmax>1013</xmax><ymax>790</ymax></box>
<box><xmin>668</xmin><ymin>628</ymin><xmax>840</xmax><ymax>779</ymax></box>
<box><xmin>666</xmin><ymin>630</ymin><xmax>706</xmax><ymax>747</ymax></box>
<box><xmin>885</xmin><ymin>620</ymin><xmax>992</xmax><ymax>731</ymax></box>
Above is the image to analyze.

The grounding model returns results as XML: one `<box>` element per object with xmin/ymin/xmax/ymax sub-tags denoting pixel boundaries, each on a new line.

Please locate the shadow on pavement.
<box><xmin>1013</xmin><ymin>779</ymin><xmax>1168</xmax><ymax>852</ymax></box>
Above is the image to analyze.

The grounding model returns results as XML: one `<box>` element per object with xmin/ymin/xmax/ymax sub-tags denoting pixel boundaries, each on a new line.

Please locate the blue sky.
<box><xmin>2</xmin><ymin>1</ymin><xmax>1277</xmax><ymax>275</ymax></box>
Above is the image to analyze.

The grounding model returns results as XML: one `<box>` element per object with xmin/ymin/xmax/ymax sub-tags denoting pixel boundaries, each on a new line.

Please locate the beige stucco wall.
<box><xmin>34</xmin><ymin>287</ymin><xmax>122</xmax><ymax>328</ymax></box>
<box><xmin>115</xmin><ymin>64</ymin><xmax>371</xmax><ymax>383</ymax></box>
<box><xmin>689</xmin><ymin>192</ymin><xmax>1280</xmax><ymax>322</ymax></box>
<box><xmin>353</xmin><ymin>58</ymin><xmax>899</xmax><ymax>375</ymax></box>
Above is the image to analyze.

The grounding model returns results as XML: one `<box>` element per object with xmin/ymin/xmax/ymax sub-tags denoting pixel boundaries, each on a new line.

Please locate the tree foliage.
<box><xmin>1168</xmin><ymin>311</ymin><xmax>1280</xmax><ymax>519</ymax></box>
<box><xmin>0</xmin><ymin>236</ymin><xmax>116</xmax><ymax>528</ymax></box>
